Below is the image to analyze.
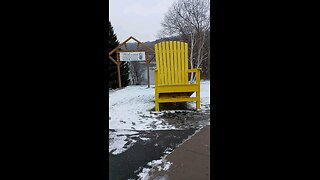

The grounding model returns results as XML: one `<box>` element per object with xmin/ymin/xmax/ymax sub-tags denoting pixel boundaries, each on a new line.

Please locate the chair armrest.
<box><xmin>188</xmin><ymin>68</ymin><xmax>201</xmax><ymax>84</ymax></box>
<box><xmin>188</xmin><ymin>68</ymin><xmax>201</xmax><ymax>73</ymax></box>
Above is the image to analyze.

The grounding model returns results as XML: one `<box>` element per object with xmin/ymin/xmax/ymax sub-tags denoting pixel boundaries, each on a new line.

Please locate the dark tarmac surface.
<box><xmin>109</xmin><ymin>129</ymin><xmax>196</xmax><ymax>180</ymax></box>
<box><xmin>109</xmin><ymin>102</ymin><xmax>210</xmax><ymax>180</ymax></box>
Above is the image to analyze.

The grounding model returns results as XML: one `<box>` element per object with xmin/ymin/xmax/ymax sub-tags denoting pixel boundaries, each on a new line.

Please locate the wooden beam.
<box><xmin>149</xmin><ymin>55</ymin><xmax>155</xmax><ymax>62</ymax></box>
<box><xmin>108</xmin><ymin>36</ymin><xmax>156</xmax><ymax>89</ymax></box>
<box><xmin>158</xmin><ymin>97</ymin><xmax>198</xmax><ymax>103</ymax></box>
<box><xmin>109</xmin><ymin>56</ymin><xmax>117</xmax><ymax>64</ymax></box>
<box><xmin>116</xmin><ymin>50</ymin><xmax>122</xmax><ymax>88</ymax></box>
<box><xmin>118</xmin><ymin>50</ymin><xmax>147</xmax><ymax>52</ymax></box>
<box><xmin>131</xmin><ymin>36</ymin><xmax>154</xmax><ymax>52</ymax></box>
<box><xmin>131</xmin><ymin>36</ymin><xmax>143</xmax><ymax>44</ymax></box>
<box><xmin>109</xmin><ymin>36</ymin><xmax>133</xmax><ymax>56</ymax></box>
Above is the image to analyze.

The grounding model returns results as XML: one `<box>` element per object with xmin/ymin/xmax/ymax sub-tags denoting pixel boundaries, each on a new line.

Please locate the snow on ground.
<box><xmin>109</xmin><ymin>81</ymin><xmax>210</xmax><ymax>131</ymax></box>
<box><xmin>137</xmin><ymin>159</ymin><xmax>173</xmax><ymax>180</ymax></box>
<box><xmin>109</xmin><ymin>85</ymin><xmax>166</xmax><ymax>131</ymax></box>
<box><xmin>109</xmin><ymin>129</ymin><xmax>139</xmax><ymax>155</ymax></box>
<box><xmin>109</xmin><ymin>81</ymin><xmax>210</xmax><ymax>155</ymax></box>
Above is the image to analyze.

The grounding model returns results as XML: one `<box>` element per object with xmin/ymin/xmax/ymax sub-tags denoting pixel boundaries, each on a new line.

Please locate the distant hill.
<box><xmin>123</xmin><ymin>36</ymin><xmax>183</xmax><ymax>64</ymax></box>
<box><xmin>125</xmin><ymin>35</ymin><xmax>183</xmax><ymax>52</ymax></box>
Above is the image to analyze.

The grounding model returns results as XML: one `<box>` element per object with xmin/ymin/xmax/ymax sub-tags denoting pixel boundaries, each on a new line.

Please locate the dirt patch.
<box><xmin>146</xmin><ymin>102</ymin><xmax>211</xmax><ymax>129</ymax></box>
<box><xmin>157</xmin><ymin>111</ymin><xmax>210</xmax><ymax>129</ymax></box>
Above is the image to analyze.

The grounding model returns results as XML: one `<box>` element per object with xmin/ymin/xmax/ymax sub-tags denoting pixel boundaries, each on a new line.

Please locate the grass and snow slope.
<box><xmin>109</xmin><ymin>81</ymin><xmax>210</xmax><ymax>131</ymax></box>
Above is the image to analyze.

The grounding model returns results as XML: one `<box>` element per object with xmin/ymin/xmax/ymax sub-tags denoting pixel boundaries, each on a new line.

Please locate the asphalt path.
<box><xmin>109</xmin><ymin>103</ymin><xmax>210</xmax><ymax>180</ymax></box>
<box><xmin>109</xmin><ymin>128</ymin><xmax>196</xmax><ymax>180</ymax></box>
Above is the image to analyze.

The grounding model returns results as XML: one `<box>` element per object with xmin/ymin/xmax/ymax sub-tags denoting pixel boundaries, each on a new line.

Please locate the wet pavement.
<box><xmin>109</xmin><ymin>102</ymin><xmax>210</xmax><ymax>180</ymax></box>
<box><xmin>109</xmin><ymin>129</ymin><xmax>196</xmax><ymax>180</ymax></box>
<box><xmin>147</xmin><ymin>126</ymin><xmax>210</xmax><ymax>180</ymax></box>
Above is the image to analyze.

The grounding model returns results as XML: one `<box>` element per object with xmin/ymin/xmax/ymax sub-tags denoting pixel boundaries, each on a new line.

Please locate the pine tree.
<box><xmin>108</xmin><ymin>21</ymin><xmax>130</xmax><ymax>89</ymax></box>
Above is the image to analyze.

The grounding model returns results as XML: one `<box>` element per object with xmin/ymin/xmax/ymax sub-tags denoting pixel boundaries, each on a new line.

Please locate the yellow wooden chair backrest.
<box><xmin>155</xmin><ymin>41</ymin><xmax>189</xmax><ymax>86</ymax></box>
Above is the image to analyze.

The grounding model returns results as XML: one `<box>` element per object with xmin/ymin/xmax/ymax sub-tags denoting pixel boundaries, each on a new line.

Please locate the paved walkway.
<box><xmin>147</xmin><ymin>125</ymin><xmax>210</xmax><ymax>180</ymax></box>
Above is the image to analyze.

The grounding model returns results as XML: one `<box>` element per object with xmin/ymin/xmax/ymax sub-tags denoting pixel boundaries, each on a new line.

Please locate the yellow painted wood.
<box><xmin>158</xmin><ymin>97</ymin><xmax>198</xmax><ymax>103</ymax></box>
<box><xmin>154</xmin><ymin>69</ymin><xmax>158</xmax><ymax>87</ymax></box>
<box><xmin>196</xmin><ymin>68</ymin><xmax>201</xmax><ymax>110</ymax></box>
<box><xmin>155</xmin><ymin>44</ymin><xmax>160</xmax><ymax>85</ymax></box>
<box><xmin>161</xmin><ymin>42</ymin><xmax>167</xmax><ymax>85</ymax></box>
<box><xmin>169</xmin><ymin>41</ymin><xmax>174</xmax><ymax>84</ymax></box>
<box><xmin>156</xmin><ymin>84</ymin><xmax>198</xmax><ymax>93</ymax></box>
<box><xmin>181</xmin><ymin>42</ymin><xmax>185</xmax><ymax>84</ymax></box>
<box><xmin>184</xmin><ymin>43</ymin><xmax>189</xmax><ymax>83</ymax></box>
<box><xmin>177</xmin><ymin>42</ymin><xmax>181</xmax><ymax>84</ymax></box>
<box><xmin>154</xmin><ymin>41</ymin><xmax>201</xmax><ymax>111</ymax></box>
<box><xmin>154</xmin><ymin>69</ymin><xmax>159</xmax><ymax>111</ymax></box>
<box><xmin>165</xmin><ymin>42</ymin><xmax>171</xmax><ymax>85</ymax></box>
<box><xmin>158</xmin><ymin>43</ymin><xmax>164</xmax><ymax>85</ymax></box>
<box><xmin>173</xmin><ymin>41</ymin><xmax>178</xmax><ymax>84</ymax></box>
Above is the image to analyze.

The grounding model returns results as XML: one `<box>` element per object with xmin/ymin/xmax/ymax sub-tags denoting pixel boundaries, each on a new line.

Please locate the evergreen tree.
<box><xmin>108</xmin><ymin>21</ymin><xmax>130</xmax><ymax>89</ymax></box>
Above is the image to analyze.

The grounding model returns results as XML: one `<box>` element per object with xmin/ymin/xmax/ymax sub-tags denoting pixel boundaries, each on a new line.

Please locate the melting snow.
<box><xmin>136</xmin><ymin>159</ymin><xmax>173</xmax><ymax>180</ymax></box>
<box><xmin>109</xmin><ymin>81</ymin><xmax>210</xmax><ymax>155</ymax></box>
<box><xmin>163</xmin><ymin>161</ymin><xmax>172</xmax><ymax>171</ymax></box>
<box><xmin>109</xmin><ymin>81</ymin><xmax>210</xmax><ymax>131</ymax></box>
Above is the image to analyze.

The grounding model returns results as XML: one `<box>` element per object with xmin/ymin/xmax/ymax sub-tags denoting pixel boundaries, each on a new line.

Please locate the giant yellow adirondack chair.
<box><xmin>154</xmin><ymin>41</ymin><xmax>201</xmax><ymax>111</ymax></box>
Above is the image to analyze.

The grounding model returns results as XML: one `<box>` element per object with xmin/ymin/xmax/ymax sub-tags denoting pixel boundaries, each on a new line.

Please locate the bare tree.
<box><xmin>128</xmin><ymin>62</ymin><xmax>145</xmax><ymax>85</ymax></box>
<box><xmin>159</xmin><ymin>0</ymin><xmax>210</xmax><ymax>81</ymax></box>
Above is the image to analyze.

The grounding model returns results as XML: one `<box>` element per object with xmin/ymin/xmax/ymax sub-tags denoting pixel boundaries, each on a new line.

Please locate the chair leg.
<box><xmin>155</xmin><ymin>101</ymin><xmax>160</xmax><ymax>111</ymax></box>
<box><xmin>155</xmin><ymin>92</ymin><xmax>160</xmax><ymax>111</ymax></box>
<box><xmin>196</xmin><ymin>100</ymin><xmax>200</xmax><ymax>110</ymax></box>
<box><xmin>196</xmin><ymin>91</ymin><xmax>200</xmax><ymax>110</ymax></box>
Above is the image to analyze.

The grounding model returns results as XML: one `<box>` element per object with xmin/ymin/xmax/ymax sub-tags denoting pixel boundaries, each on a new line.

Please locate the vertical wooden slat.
<box><xmin>184</xmin><ymin>42</ymin><xmax>189</xmax><ymax>83</ymax></box>
<box><xmin>160</xmin><ymin>43</ymin><xmax>165</xmax><ymax>85</ymax></box>
<box><xmin>158</xmin><ymin>43</ymin><xmax>164</xmax><ymax>84</ymax></box>
<box><xmin>155</xmin><ymin>44</ymin><xmax>160</xmax><ymax>85</ymax></box>
<box><xmin>165</xmin><ymin>42</ymin><xmax>171</xmax><ymax>85</ymax></box>
<box><xmin>169</xmin><ymin>41</ymin><xmax>174</xmax><ymax>85</ymax></box>
<box><xmin>181</xmin><ymin>42</ymin><xmax>185</xmax><ymax>84</ymax></box>
<box><xmin>156</xmin><ymin>41</ymin><xmax>189</xmax><ymax>85</ymax></box>
<box><xmin>173</xmin><ymin>41</ymin><xmax>178</xmax><ymax>85</ymax></box>
<box><xmin>177</xmin><ymin>42</ymin><xmax>181</xmax><ymax>84</ymax></box>
<box><xmin>161</xmin><ymin>42</ymin><xmax>168</xmax><ymax>85</ymax></box>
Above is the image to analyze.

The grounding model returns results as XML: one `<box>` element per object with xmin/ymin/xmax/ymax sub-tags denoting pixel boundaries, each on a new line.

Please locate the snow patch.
<box><xmin>109</xmin><ymin>81</ymin><xmax>210</xmax><ymax>131</ymax></box>
<box><xmin>163</xmin><ymin>161</ymin><xmax>172</xmax><ymax>171</ymax></box>
<box><xmin>109</xmin><ymin>81</ymin><xmax>210</xmax><ymax>155</ymax></box>
<box><xmin>113</xmin><ymin>129</ymin><xmax>139</xmax><ymax>135</ymax></box>
<box><xmin>136</xmin><ymin>159</ymin><xmax>173</xmax><ymax>180</ymax></box>
<box><xmin>109</xmin><ymin>134</ymin><xmax>127</xmax><ymax>155</ymax></box>
<box><xmin>140</xmin><ymin>137</ymin><xmax>150</xmax><ymax>141</ymax></box>
<box><xmin>137</xmin><ymin>167</ymin><xmax>151</xmax><ymax>180</ymax></box>
<box><xmin>109</xmin><ymin>129</ymin><xmax>139</xmax><ymax>155</ymax></box>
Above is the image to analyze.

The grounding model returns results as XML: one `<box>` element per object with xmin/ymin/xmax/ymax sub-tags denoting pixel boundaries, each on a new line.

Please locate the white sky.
<box><xmin>109</xmin><ymin>0</ymin><xmax>175</xmax><ymax>42</ymax></box>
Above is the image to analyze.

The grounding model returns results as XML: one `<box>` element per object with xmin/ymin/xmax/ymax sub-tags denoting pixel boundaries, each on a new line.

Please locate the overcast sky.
<box><xmin>109</xmin><ymin>0</ymin><xmax>175</xmax><ymax>42</ymax></box>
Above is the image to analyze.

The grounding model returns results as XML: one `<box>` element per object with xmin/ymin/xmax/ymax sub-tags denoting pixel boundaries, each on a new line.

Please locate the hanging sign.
<box><xmin>119</xmin><ymin>51</ymin><xmax>146</xmax><ymax>61</ymax></box>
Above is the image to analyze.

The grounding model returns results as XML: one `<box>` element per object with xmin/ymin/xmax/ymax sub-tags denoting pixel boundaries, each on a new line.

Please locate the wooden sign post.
<box><xmin>108</xmin><ymin>36</ymin><xmax>154</xmax><ymax>88</ymax></box>
<box><xmin>146</xmin><ymin>49</ymin><xmax>150</xmax><ymax>88</ymax></box>
<box><xmin>116</xmin><ymin>49</ymin><xmax>122</xmax><ymax>88</ymax></box>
